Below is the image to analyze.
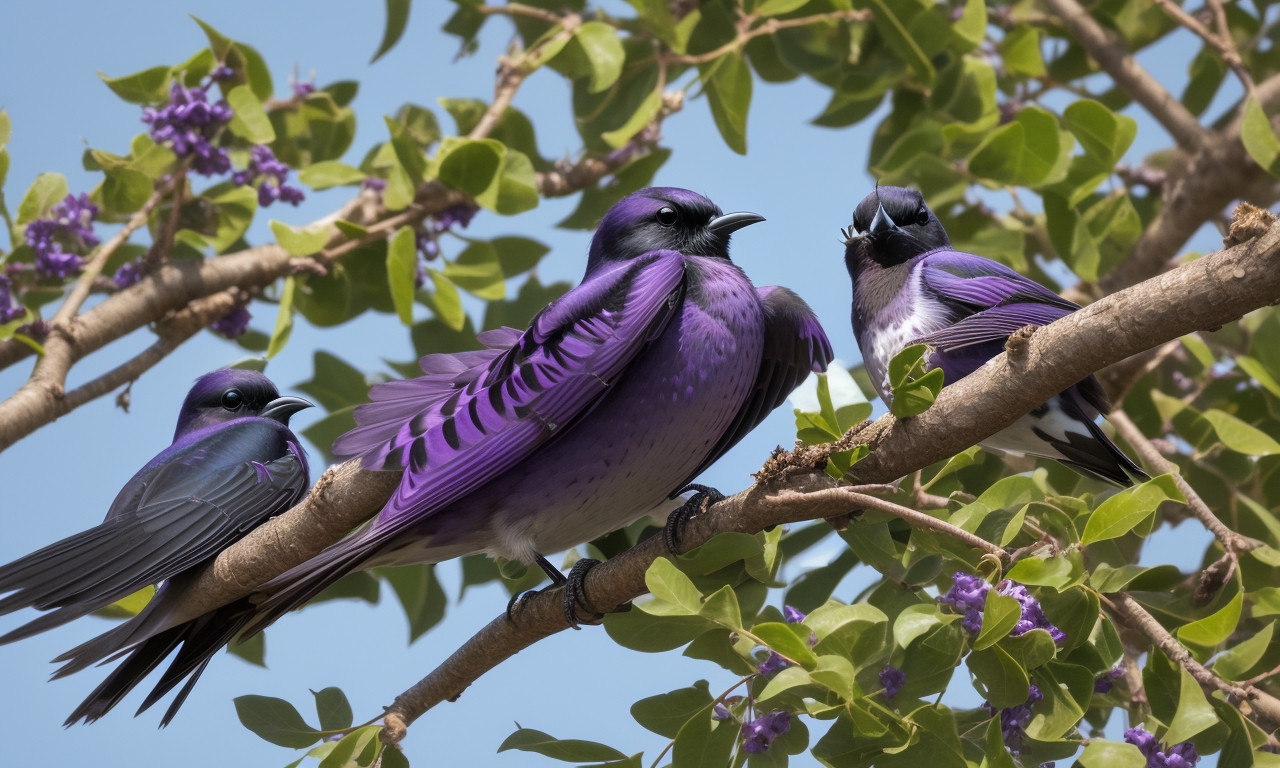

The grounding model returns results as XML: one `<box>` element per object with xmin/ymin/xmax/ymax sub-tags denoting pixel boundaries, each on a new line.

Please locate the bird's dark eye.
<box><xmin>915</xmin><ymin>208</ymin><xmax>930</xmax><ymax>226</ymax></box>
<box><xmin>656</xmin><ymin>207</ymin><xmax>678</xmax><ymax>227</ymax></box>
<box><xmin>220</xmin><ymin>389</ymin><xmax>244</xmax><ymax>411</ymax></box>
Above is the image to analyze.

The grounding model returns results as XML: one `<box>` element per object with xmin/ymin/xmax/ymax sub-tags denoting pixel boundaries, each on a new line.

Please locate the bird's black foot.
<box><xmin>664</xmin><ymin>484</ymin><xmax>726</xmax><ymax>556</ymax></box>
<box><xmin>562</xmin><ymin>557</ymin><xmax>602</xmax><ymax>629</ymax></box>
<box><xmin>506</xmin><ymin>555</ymin><xmax>569</xmax><ymax>622</ymax></box>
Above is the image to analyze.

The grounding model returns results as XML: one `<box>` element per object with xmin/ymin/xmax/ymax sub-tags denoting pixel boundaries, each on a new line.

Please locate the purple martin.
<box><xmin>58</xmin><ymin>187</ymin><xmax>831</xmax><ymax>724</ymax></box>
<box><xmin>843</xmin><ymin>186</ymin><xmax>1146</xmax><ymax>486</ymax></box>
<box><xmin>0</xmin><ymin>369</ymin><xmax>311</xmax><ymax>724</ymax></box>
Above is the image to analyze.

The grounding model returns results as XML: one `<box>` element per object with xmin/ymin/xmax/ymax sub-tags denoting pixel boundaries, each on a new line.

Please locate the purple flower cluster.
<box><xmin>740</xmin><ymin>710</ymin><xmax>790</xmax><ymax>754</ymax></box>
<box><xmin>998</xmin><ymin>580</ymin><xmax>1066</xmax><ymax>644</ymax></box>
<box><xmin>783</xmin><ymin>605</ymin><xmax>806</xmax><ymax>623</ymax></box>
<box><xmin>113</xmin><ymin>257</ymin><xmax>146</xmax><ymax>289</ymax></box>
<box><xmin>233</xmin><ymin>145</ymin><xmax>304</xmax><ymax>207</ymax></box>
<box><xmin>712</xmin><ymin>703</ymin><xmax>732</xmax><ymax>721</ymax></box>
<box><xmin>210</xmin><ymin>303</ymin><xmax>252</xmax><ymax>339</ymax></box>
<box><xmin>0</xmin><ymin>275</ymin><xmax>25</xmax><ymax>324</ymax></box>
<box><xmin>879</xmin><ymin>665</ymin><xmax>907</xmax><ymax>700</ymax></box>
<box><xmin>943</xmin><ymin>572</ymin><xmax>990</xmax><ymax>634</ymax></box>
<box><xmin>143</xmin><ymin>80</ymin><xmax>234</xmax><ymax>176</ymax></box>
<box><xmin>984</xmin><ymin>685</ymin><xmax>1042</xmax><ymax>755</ymax></box>
<box><xmin>25</xmin><ymin>193</ymin><xmax>100</xmax><ymax>279</ymax></box>
<box><xmin>1094</xmin><ymin>665</ymin><xmax>1124</xmax><ymax>694</ymax></box>
<box><xmin>416</xmin><ymin>203</ymin><xmax>479</xmax><ymax>260</ymax></box>
<box><xmin>1125</xmin><ymin>725</ymin><xmax>1200</xmax><ymax>767</ymax></box>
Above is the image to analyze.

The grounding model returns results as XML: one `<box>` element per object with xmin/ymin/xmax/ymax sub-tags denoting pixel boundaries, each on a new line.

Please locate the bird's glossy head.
<box><xmin>585</xmin><ymin>187</ymin><xmax>763</xmax><ymax>274</ymax></box>
<box><xmin>843</xmin><ymin>186</ymin><xmax>951</xmax><ymax>272</ymax></box>
<box><xmin>174</xmin><ymin>369</ymin><xmax>312</xmax><ymax>439</ymax></box>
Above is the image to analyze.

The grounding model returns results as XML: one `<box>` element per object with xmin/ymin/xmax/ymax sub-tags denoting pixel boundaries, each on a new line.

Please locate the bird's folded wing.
<box><xmin>346</xmin><ymin>249</ymin><xmax>687</xmax><ymax>540</ymax></box>
<box><xmin>671</xmin><ymin>286</ymin><xmax>834</xmax><ymax>493</ymax></box>
<box><xmin>916</xmin><ymin>250</ymin><xmax>1079</xmax><ymax>349</ymax></box>
<box><xmin>0</xmin><ymin>421</ymin><xmax>307</xmax><ymax>643</ymax></box>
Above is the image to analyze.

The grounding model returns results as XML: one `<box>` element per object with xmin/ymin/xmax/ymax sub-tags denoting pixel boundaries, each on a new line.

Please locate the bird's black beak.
<box><xmin>868</xmin><ymin>202</ymin><xmax>899</xmax><ymax>238</ymax></box>
<box><xmin>259</xmin><ymin>396</ymin><xmax>313</xmax><ymax>423</ymax></box>
<box><xmin>707</xmin><ymin>211</ymin><xmax>765</xmax><ymax>236</ymax></box>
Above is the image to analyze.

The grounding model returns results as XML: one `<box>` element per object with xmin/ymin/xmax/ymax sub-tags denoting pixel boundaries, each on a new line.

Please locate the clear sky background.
<box><xmin>0</xmin><ymin>3</ymin><xmax>1227</xmax><ymax>767</ymax></box>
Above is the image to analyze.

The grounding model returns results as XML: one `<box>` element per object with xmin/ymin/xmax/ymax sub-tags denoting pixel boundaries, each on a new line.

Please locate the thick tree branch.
<box><xmin>1041</xmin><ymin>0</ymin><xmax>1210</xmax><ymax>152</ymax></box>
<box><xmin>127</xmin><ymin>210</ymin><xmax>1280</xmax><ymax>741</ymax></box>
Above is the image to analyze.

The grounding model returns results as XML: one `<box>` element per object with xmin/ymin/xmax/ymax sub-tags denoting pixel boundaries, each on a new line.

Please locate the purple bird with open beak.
<box><xmin>844</xmin><ymin>186</ymin><xmax>1145</xmax><ymax>486</ymax></box>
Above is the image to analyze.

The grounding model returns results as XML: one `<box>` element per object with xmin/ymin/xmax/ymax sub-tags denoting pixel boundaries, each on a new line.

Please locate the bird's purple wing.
<box><xmin>915</xmin><ymin>249</ymin><xmax>1078</xmax><ymax>349</ymax></box>
<box><xmin>672</xmin><ymin>286</ymin><xmax>833</xmax><ymax>492</ymax></box>
<box><xmin>242</xmin><ymin>250</ymin><xmax>689</xmax><ymax>628</ymax></box>
<box><xmin>0</xmin><ymin>420</ymin><xmax>307</xmax><ymax>644</ymax></box>
<box><xmin>333</xmin><ymin>326</ymin><xmax>524</xmax><ymax>467</ymax></box>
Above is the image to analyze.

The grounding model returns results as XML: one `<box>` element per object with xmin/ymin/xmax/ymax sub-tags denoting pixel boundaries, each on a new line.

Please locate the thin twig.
<box><xmin>664</xmin><ymin>9</ymin><xmax>869</xmax><ymax>65</ymax></box>
<box><xmin>50</xmin><ymin>178</ymin><xmax>174</xmax><ymax>328</ymax></box>
<box><xmin>1104</xmin><ymin>593</ymin><xmax>1280</xmax><ymax>730</ymax></box>
<box><xmin>1108</xmin><ymin>409</ymin><xmax>1261</xmax><ymax>555</ymax></box>
<box><xmin>1153</xmin><ymin>0</ymin><xmax>1256</xmax><ymax>98</ymax></box>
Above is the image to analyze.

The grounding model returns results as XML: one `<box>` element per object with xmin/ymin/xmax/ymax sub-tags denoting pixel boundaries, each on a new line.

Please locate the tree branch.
<box><xmin>1105</xmin><ymin>593</ymin><xmax>1280</xmax><ymax>730</ymax></box>
<box><xmin>1041</xmin><ymin>0</ymin><xmax>1209</xmax><ymax>152</ymax></box>
<box><xmin>128</xmin><ymin>208</ymin><xmax>1280</xmax><ymax>742</ymax></box>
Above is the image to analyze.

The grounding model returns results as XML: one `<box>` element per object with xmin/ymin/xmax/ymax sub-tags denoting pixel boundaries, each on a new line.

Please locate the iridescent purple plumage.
<box><xmin>844</xmin><ymin>186</ymin><xmax>1146</xmax><ymax>486</ymax></box>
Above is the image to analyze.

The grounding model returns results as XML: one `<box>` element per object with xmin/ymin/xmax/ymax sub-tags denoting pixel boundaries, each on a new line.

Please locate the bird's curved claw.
<box><xmin>664</xmin><ymin>484</ymin><xmax>726</xmax><ymax>556</ymax></box>
<box><xmin>563</xmin><ymin>557</ymin><xmax>603</xmax><ymax>629</ymax></box>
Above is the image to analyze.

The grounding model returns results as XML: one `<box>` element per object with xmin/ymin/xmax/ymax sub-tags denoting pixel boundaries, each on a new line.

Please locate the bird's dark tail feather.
<box><xmin>1035</xmin><ymin>391</ymin><xmax>1148</xmax><ymax>488</ymax></box>
<box><xmin>60</xmin><ymin>600</ymin><xmax>257</xmax><ymax>727</ymax></box>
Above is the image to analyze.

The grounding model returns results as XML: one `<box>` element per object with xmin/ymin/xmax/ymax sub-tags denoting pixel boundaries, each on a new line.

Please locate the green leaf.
<box><xmin>498</xmin><ymin>727</ymin><xmax>627</xmax><ymax>762</ymax></box>
<box><xmin>1080</xmin><ymin>474</ymin><xmax>1183</xmax><ymax>545</ymax></box>
<box><xmin>672</xmin><ymin>708</ymin><xmax>737</xmax><ymax>768</ymax></box>
<box><xmin>17</xmin><ymin>172</ymin><xmax>69</xmax><ymax>224</ymax></box>
<box><xmin>295</xmin><ymin>266</ymin><xmax>353</xmax><ymax>327</ymax></box>
<box><xmin>1043</xmin><ymin>192</ymin><xmax>1101</xmax><ymax>281</ymax></box>
<box><xmin>385</xmin><ymin>116</ymin><xmax>428</xmax><ymax>185</ymax></box>
<box><xmin>968</xmin><ymin>106</ymin><xmax>1065</xmax><ymax>186</ymax></box>
<box><xmin>1078</xmin><ymin>741</ymin><xmax>1146</xmax><ymax>768</ymax></box>
<box><xmin>600</xmin><ymin>88</ymin><xmax>663</xmax><ymax>149</ymax></box>
<box><xmin>752</xmin><ymin>622</ymin><xmax>817</xmax><ymax>667</ymax></box>
<box><xmin>226</xmin><ymin>85</ymin><xmax>275</xmax><ymax>143</ymax></box>
<box><xmin>444</xmin><ymin>242</ymin><xmax>505</xmax><ymax>300</ymax></box>
<box><xmin>701</xmin><ymin>54</ymin><xmax>752</xmax><ymax>155</ymax></box>
<box><xmin>371</xmin><ymin>0</ymin><xmax>411</xmax><ymax>63</ymax></box>
<box><xmin>631</xmin><ymin>681</ymin><xmax>712</xmax><ymax>739</ymax></box>
<box><xmin>1165</xmin><ymin>665</ymin><xmax>1218</xmax><ymax>745</ymax></box>
<box><xmin>1213</xmin><ymin>621</ymin><xmax>1274</xmax><ymax>681</ymax></box>
<box><xmin>270</xmin><ymin>220</ymin><xmax>331</xmax><ymax>257</ymax></box>
<box><xmin>1063</xmin><ymin>100</ymin><xmax>1137</xmax><ymax>163</ymax></box>
<box><xmin>380</xmin><ymin>564</ymin><xmax>447</xmax><ymax>643</ymax></box>
<box><xmin>887</xmin><ymin>344</ymin><xmax>945</xmax><ymax>418</ymax></box>
<box><xmin>493</xmin><ymin>236</ymin><xmax>548</xmax><ymax>277</ymax></box>
<box><xmin>756</xmin><ymin>0</ymin><xmax>810</xmax><ymax>16</ymax></box>
<box><xmin>318</xmin><ymin>725</ymin><xmax>381</xmax><ymax>768</ymax></box>
<box><xmin>1000</xmin><ymin>27</ymin><xmax>1045</xmax><ymax>77</ymax></box>
<box><xmin>101</xmin><ymin>166</ymin><xmax>153</xmax><ymax>214</ymax></box>
<box><xmin>386</xmin><ymin>226</ymin><xmax>417</xmax><ymax>325</ymax></box>
<box><xmin>1178</xmin><ymin>583</ymin><xmax>1242</xmax><ymax>649</ymax></box>
<box><xmin>1242</xmin><ymin>96</ymin><xmax>1280</xmax><ymax>177</ymax></box>
<box><xmin>266</xmin><ymin>277</ymin><xmax>296</xmax><ymax>359</ymax></box>
<box><xmin>951</xmin><ymin>0</ymin><xmax>986</xmax><ymax>49</ymax></box>
<box><xmin>233</xmin><ymin>695</ymin><xmax>322</xmax><ymax>748</ymax></box>
<box><xmin>433</xmin><ymin>137</ymin><xmax>505</xmax><ymax>209</ymax></box>
<box><xmin>93</xmin><ymin>585</ymin><xmax>155</xmax><ymax>618</ymax></box>
<box><xmin>974</xmin><ymin>593</ymin><xmax>1021</xmax><ymax>650</ymax></box>
<box><xmin>297</xmin><ymin>161</ymin><xmax>365</xmax><ymax>190</ymax></box>
<box><xmin>1005</xmin><ymin>555</ymin><xmax>1076</xmax><ymax>589</ymax></box>
<box><xmin>192</xmin><ymin>16</ymin><xmax>235</xmax><ymax>61</ymax></box>
<box><xmin>227</xmin><ymin>632</ymin><xmax>265</xmax><ymax>667</ymax></box>
<box><xmin>573</xmin><ymin>22</ymin><xmax>625</xmax><ymax>93</ymax></box>
<box><xmin>424</xmin><ymin>269</ymin><xmax>465</xmax><ymax>331</ymax></box>
<box><xmin>1203</xmin><ymin>409</ymin><xmax>1280</xmax><ymax>456</ymax></box>
<box><xmin>864</xmin><ymin>0</ymin><xmax>935</xmax><ymax>86</ymax></box>
<box><xmin>99</xmin><ymin>65</ymin><xmax>172</xmax><ymax>104</ymax></box>
<box><xmin>646</xmin><ymin>558</ymin><xmax>704</xmax><ymax>615</ymax></box>
<box><xmin>969</xmin><ymin>645</ymin><xmax>1030</xmax><ymax>708</ymax></box>
<box><xmin>313</xmin><ymin>687</ymin><xmax>353</xmax><ymax>732</ymax></box>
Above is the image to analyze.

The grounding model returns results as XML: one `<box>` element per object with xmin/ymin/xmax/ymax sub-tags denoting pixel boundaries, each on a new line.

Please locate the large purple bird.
<box><xmin>0</xmin><ymin>369</ymin><xmax>311</xmax><ymax>724</ymax></box>
<box><xmin>843</xmin><ymin>186</ymin><xmax>1145</xmax><ymax>486</ymax></box>
<box><xmin>44</xmin><ymin>186</ymin><xmax>832</xmax><ymax>725</ymax></box>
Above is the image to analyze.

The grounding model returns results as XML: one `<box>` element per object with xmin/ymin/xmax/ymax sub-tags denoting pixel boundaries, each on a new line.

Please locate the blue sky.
<box><xmin>0</xmin><ymin>3</ymin><xmax>1226</xmax><ymax>767</ymax></box>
